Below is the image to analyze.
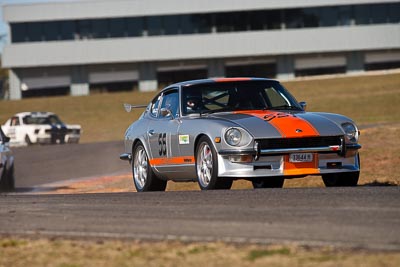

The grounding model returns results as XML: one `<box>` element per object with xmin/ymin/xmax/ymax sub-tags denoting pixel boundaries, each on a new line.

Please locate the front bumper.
<box><xmin>217</xmin><ymin>143</ymin><xmax>361</xmax><ymax>178</ymax></box>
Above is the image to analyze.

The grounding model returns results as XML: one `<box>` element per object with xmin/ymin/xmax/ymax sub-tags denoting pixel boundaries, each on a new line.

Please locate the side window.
<box><xmin>10</xmin><ymin>117</ymin><xmax>20</xmax><ymax>126</ymax></box>
<box><xmin>150</xmin><ymin>94</ymin><xmax>162</xmax><ymax>117</ymax></box>
<box><xmin>265</xmin><ymin>87</ymin><xmax>289</xmax><ymax>107</ymax></box>
<box><xmin>160</xmin><ymin>90</ymin><xmax>179</xmax><ymax>118</ymax></box>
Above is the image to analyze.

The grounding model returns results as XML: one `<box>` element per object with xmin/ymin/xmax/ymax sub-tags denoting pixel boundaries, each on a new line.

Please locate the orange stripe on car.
<box><xmin>150</xmin><ymin>156</ymin><xmax>195</xmax><ymax>166</ymax></box>
<box><xmin>234</xmin><ymin>110</ymin><xmax>321</xmax><ymax>175</ymax></box>
<box><xmin>213</xmin><ymin>78</ymin><xmax>252</xmax><ymax>83</ymax></box>
<box><xmin>234</xmin><ymin>110</ymin><xmax>319</xmax><ymax>137</ymax></box>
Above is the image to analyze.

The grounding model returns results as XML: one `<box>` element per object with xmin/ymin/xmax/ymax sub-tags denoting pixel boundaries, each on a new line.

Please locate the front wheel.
<box><xmin>322</xmin><ymin>172</ymin><xmax>359</xmax><ymax>187</ymax></box>
<box><xmin>196</xmin><ymin>136</ymin><xmax>232</xmax><ymax>190</ymax></box>
<box><xmin>132</xmin><ymin>142</ymin><xmax>167</xmax><ymax>192</ymax></box>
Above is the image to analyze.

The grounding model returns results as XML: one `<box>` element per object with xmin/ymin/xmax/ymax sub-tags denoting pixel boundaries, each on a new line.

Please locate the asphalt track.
<box><xmin>1</xmin><ymin>187</ymin><xmax>400</xmax><ymax>251</ymax></box>
<box><xmin>12</xmin><ymin>141</ymin><xmax>130</xmax><ymax>189</ymax></box>
<box><xmin>2</xmin><ymin>142</ymin><xmax>400</xmax><ymax>251</ymax></box>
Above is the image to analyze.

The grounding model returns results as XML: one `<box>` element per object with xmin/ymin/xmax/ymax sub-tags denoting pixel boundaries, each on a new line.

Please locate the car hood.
<box><xmin>209</xmin><ymin>110</ymin><xmax>346</xmax><ymax>139</ymax></box>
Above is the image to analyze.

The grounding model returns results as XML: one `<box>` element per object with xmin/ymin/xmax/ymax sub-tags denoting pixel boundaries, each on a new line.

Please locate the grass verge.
<box><xmin>1</xmin><ymin>238</ymin><xmax>399</xmax><ymax>267</ymax></box>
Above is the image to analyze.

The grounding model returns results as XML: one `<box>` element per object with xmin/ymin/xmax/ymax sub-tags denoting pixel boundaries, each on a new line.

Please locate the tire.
<box><xmin>25</xmin><ymin>135</ymin><xmax>32</xmax><ymax>146</ymax></box>
<box><xmin>322</xmin><ymin>154</ymin><xmax>360</xmax><ymax>187</ymax></box>
<box><xmin>0</xmin><ymin>163</ymin><xmax>15</xmax><ymax>192</ymax></box>
<box><xmin>132</xmin><ymin>142</ymin><xmax>167</xmax><ymax>192</ymax></box>
<box><xmin>252</xmin><ymin>177</ymin><xmax>284</xmax><ymax>189</ymax></box>
<box><xmin>322</xmin><ymin>172</ymin><xmax>359</xmax><ymax>187</ymax></box>
<box><xmin>195</xmin><ymin>136</ymin><xmax>232</xmax><ymax>190</ymax></box>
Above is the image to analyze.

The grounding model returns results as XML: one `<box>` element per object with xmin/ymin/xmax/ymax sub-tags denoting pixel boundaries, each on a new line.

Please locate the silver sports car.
<box><xmin>121</xmin><ymin>78</ymin><xmax>361</xmax><ymax>191</ymax></box>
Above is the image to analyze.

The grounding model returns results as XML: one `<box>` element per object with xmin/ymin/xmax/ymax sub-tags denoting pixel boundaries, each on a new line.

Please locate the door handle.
<box><xmin>148</xmin><ymin>130</ymin><xmax>155</xmax><ymax>136</ymax></box>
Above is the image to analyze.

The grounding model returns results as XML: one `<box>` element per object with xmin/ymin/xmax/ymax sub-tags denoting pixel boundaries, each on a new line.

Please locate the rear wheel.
<box><xmin>25</xmin><ymin>135</ymin><xmax>32</xmax><ymax>146</ymax></box>
<box><xmin>322</xmin><ymin>172</ymin><xmax>359</xmax><ymax>187</ymax></box>
<box><xmin>196</xmin><ymin>136</ymin><xmax>232</xmax><ymax>190</ymax></box>
<box><xmin>252</xmin><ymin>177</ymin><xmax>284</xmax><ymax>189</ymax></box>
<box><xmin>132</xmin><ymin>142</ymin><xmax>167</xmax><ymax>192</ymax></box>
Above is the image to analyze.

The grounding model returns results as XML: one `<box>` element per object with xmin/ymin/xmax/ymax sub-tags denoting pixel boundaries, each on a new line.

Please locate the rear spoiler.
<box><xmin>123</xmin><ymin>103</ymin><xmax>148</xmax><ymax>113</ymax></box>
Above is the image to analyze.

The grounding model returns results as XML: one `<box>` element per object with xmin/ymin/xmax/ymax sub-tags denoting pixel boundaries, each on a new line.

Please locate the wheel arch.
<box><xmin>194</xmin><ymin>134</ymin><xmax>217</xmax><ymax>157</ymax></box>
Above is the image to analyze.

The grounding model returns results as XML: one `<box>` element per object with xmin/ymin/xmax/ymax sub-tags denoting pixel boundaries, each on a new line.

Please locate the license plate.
<box><xmin>289</xmin><ymin>153</ymin><xmax>313</xmax><ymax>163</ymax></box>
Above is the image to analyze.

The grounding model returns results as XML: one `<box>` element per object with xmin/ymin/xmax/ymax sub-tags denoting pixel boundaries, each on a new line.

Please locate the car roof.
<box><xmin>14</xmin><ymin>112</ymin><xmax>56</xmax><ymax>117</ymax></box>
<box><xmin>164</xmin><ymin>77</ymin><xmax>278</xmax><ymax>91</ymax></box>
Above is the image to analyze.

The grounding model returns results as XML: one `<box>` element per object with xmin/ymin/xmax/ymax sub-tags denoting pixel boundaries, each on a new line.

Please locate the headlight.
<box><xmin>341</xmin><ymin>122</ymin><xmax>359</xmax><ymax>143</ymax></box>
<box><xmin>225</xmin><ymin>128</ymin><xmax>242</xmax><ymax>146</ymax></box>
<box><xmin>224</xmin><ymin>127</ymin><xmax>252</xmax><ymax>147</ymax></box>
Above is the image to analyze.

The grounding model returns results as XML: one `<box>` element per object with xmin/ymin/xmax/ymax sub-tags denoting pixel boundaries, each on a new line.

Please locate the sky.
<box><xmin>0</xmin><ymin>0</ymin><xmax>76</xmax><ymax>53</ymax></box>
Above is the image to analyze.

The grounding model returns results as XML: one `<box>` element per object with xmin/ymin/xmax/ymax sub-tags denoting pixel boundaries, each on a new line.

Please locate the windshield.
<box><xmin>23</xmin><ymin>115</ymin><xmax>64</xmax><ymax>125</ymax></box>
<box><xmin>181</xmin><ymin>80</ymin><xmax>302</xmax><ymax>115</ymax></box>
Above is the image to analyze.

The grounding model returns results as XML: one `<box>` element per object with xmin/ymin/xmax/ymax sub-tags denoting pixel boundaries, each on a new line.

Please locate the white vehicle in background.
<box><xmin>0</xmin><ymin>126</ymin><xmax>14</xmax><ymax>191</ymax></box>
<box><xmin>2</xmin><ymin>112</ymin><xmax>81</xmax><ymax>146</ymax></box>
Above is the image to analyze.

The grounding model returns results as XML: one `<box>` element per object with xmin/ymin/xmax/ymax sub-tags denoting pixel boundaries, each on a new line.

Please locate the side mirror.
<box><xmin>299</xmin><ymin>101</ymin><xmax>307</xmax><ymax>111</ymax></box>
<box><xmin>160</xmin><ymin>108</ymin><xmax>175</xmax><ymax>119</ymax></box>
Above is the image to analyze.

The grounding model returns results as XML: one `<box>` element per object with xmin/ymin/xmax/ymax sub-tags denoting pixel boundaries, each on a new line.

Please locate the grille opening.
<box><xmin>256</xmin><ymin>136</ymin><xmax>343</xmax><ymax>150</ymax></box>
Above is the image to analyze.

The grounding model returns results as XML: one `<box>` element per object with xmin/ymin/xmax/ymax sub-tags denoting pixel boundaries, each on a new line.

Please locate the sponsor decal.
<box><xmin>179</xmin><ymin>134</ymin><xmax>190</xmax><ymax>145</ymax></box>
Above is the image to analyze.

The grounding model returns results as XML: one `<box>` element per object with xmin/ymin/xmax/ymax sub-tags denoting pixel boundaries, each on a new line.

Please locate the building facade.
<box><xmin>2</xmin><ymin>0</ymin><xmax>400</xmax><ymax>99</ymax></box>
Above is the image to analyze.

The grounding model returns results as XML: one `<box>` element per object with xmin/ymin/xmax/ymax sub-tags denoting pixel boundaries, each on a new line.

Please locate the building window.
<box><xmin>388</xmin><ymin>3</ymin><xmax>400</xmax><ymax>23</ymax></box>
<box><xmin>216</xmin><ymin>12</ymin><xmax>234</xmax><ymax>32</ymax></box>
<box><xmin>181</xmin><ymin>15</ymin><xmax>195</xmax><ymax>34</ymax></box>
<box><xmin>180</xmin><ymin>14</ymin><xmax>212</xmax><ymax>34</ymax></box>
<box><xmin>43</xmin><ymin>21</ymin><xmax>59</xmax><ymax>41</ymax></box>
<box><xmin>110</xmin><ymin>18</ymin><xmax>125</xmax><ymax>38</ymax></box>
<box><xmin>226</xmin><ymin>64</ymin><xmax>277</xmax><ymax>78</ymax></box>
<box><xmin>320</xmin><ymin>7</ymin><xmax>338</xmax><ymax>27</ymax></box>
<box><xmin>337</xmin><ymin>6</ymin><xmax>352</xmax><ymax>26</ymax></box>
<box><xmin>285</xmin><ymin>9</ymin><xmax>304</xmax><ymax>29</ymax></box>
<box><xmin>163</xmin><ymin>15</ymin><xmax>180</xmax><ymax>35</ymax></box>
<box><xmin>249</xmin><ymin>10</ymin><xmax>281</xmax><ymax>30</ymax></box>
<box><xmin>92</xmin><ymin>19</ymin><xmax>108</xmax><ymax>38</ymax></box>
<box><xmin>27</xmin><ymin>22</ymin><xmax>43</xmax><ymax>42</ymax></box>
<box><xmin>354</xmin><ymin>5</ymin><xmax>370</xmax><ymax>25</ymax></box>
<box><xmin>60</xmin><ymin>21</ymin><xmax>75</xmax><ymax>40</ymax></box>
<box><xmin>78</xmin><ymin>20</ymin><xmax>92</xmax><ymax>39</ymax></box>
<box><xmin>157</xmin><ymin>69</ymin><xmax>207</xmax><ymax>88</ymax></box>
<box><xmin>370</xmin><ymin>4</ymin><xmax>388</xmax><ymax>24</ymax></box>
<box><xmin>295</xmin><ymin>66</ymin><xmax>346</xmax><ymax>77</ymax></box>
<box><xmin>126</xmin><ymin>17</ymin><xmax>144</xmax><ymax>37</ymax></box>
<box><xmin>194</xmin><ymin>14</ymin><xmax>212</xmax><ymax>34</ymax></box>
<box><xmin>303</xmin><ymin>8</ymin><xmax>320</xmax><ymax>28</ymax></box>
<box><xmin>147</xmin><ymin>16</ymin><xmax>163</xmax><ymax>36</ymax></box>
<box><xmin>11</xmin><ymin>23</ymin><xmax>26</xmax><ymax>43</ymax></box>
<box><xmin>8</xmin><ymin>3</ymin><xmax>399</xmax><ymax>44</ymax></box>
